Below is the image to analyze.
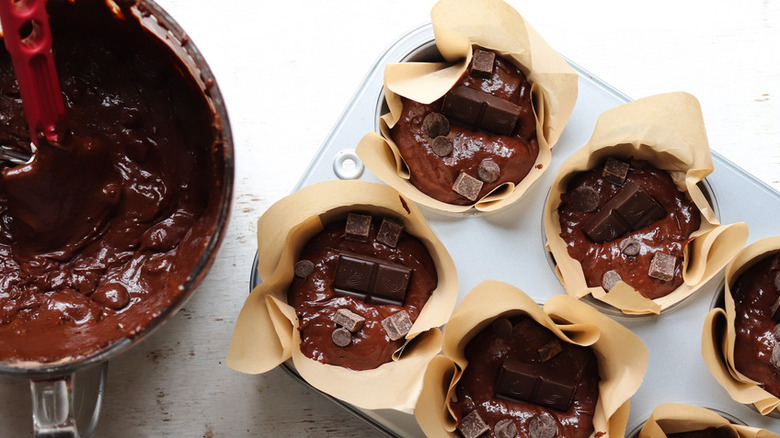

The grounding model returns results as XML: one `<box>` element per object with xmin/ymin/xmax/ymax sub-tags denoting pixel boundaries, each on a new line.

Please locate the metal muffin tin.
<box><xmin>255</xmin><ymin>23</ymin><xmax>780</xmax><ymax>437</ymax></box>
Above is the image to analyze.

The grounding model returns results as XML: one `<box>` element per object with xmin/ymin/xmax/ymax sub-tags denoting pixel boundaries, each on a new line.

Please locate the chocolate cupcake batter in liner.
<box><xmin>414</xmin><ymin>281</ymin><xmax>647</xmax><ymax>437</ymax></box>
<box><xmin>544</xmin><ymin>92</ymin><xmax>747</xmax><ymax>315</ymax></box>
<box><xmin>356</xmin><ymin>0</ymin><xmax>577</xmax><ymax>213</ymax></box>
<box><xmin>635</xmin><ymin>403</ymin><xmax>777</xmax><ymax>438</ymax></box>
<box><xmin>226</xmin><ymin>180</ymin><xmax>457</xmax><ymax>411</ymax></box>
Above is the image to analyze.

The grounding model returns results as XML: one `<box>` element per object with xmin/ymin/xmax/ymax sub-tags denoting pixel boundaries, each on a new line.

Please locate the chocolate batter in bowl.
<box><xmin>0</xmin><ymin>0</ymin><xmax>233</xmax><ymax>435</ymax></box>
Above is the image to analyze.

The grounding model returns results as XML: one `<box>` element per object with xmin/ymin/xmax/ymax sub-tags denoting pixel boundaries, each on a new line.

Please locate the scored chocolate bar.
<box><xmin>495</xmin><ymin>358</ymin><xmax>576</xmax><ymax>412</ymax></box>
<box><xmin>332</xmin><ymin>253</ymin><xmax>411</xmax><ymax>305</ymax></box>
<box><xmin>583</xmin><ymin>181</ymin><xmax>665</xmax><ymax>243</ymax></box>
<box><xmin>441</xmin><ymin>85</ymin><xmax>522</xmax><ymax>136</ymax></box>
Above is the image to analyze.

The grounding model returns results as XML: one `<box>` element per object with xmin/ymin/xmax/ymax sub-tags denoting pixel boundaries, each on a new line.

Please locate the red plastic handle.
<box><xmin>0</xmin><ymin>0</ymin><xmax>65</xmax><ymax>145</ymax></box>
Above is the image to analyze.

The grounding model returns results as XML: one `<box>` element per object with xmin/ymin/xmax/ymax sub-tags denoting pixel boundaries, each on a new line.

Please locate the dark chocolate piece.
<box><xmin>648</xmin><ymin>252</ymin><xmax>677</xmax><ymax>281</ymax></box>
<box><xmin>345</xmin><ymin>213</ymin><xmax>371</xmax><ymax>242</ymax></box>
<box><xmin>771</xmin><ymin>297</ymin><xmax>780</xmax><ymax>323</ymax></box>
<box><xmin>421</xmin><ymin>112</ymin><xmax>450</xmax><ymax>138</ymax></box>
<box><xmin>538</xmin><ymin>340</ymin><xmax>563</xmax><ymax>362</ymax></box>
<box><xmin>470</xmin><ymin>49</ymin><xmax>496</xmax><ymax>79</ymax></box>
<box><xmin>294</xmin><ymin>260</ymin><xmax>315</xmax><ymax>278</ymax></box>
<box><xmin>452</xmin><ymin>172</ymin><xmax>483</xmax><ymax>202</ymax></box>
<box><xmin>495</xmin><ymin>358</ymin><xmax>576</xmax><ymax>411</ymax></box>
<box><xmin>376</xmin><ymin>217</ymin><xmax>404</xmax><ymax>248</ymax></box>
<box><xmin>491</xmin><ymin>317</ymin><xmax>513</xmax><ymax>338</ymax></box>
<box><xmin>582</xmin><ymin>210</ymin><xmax>629</xmax><ymax>244</ymax></box>
<box><xmin>773</xmin><ymin>323</ymin><xmax>780</xmax><ymax>340</ymax></box>
<box><xmin>431</xmin><ymin>136</ymin><xmax>453</xmax><ymax>157</ymax></box>
<box><xmin>332</xmin><ymin>308</ymin><xmax>365</xmax><ymax>333</ymax></box>
<box><xmin>381</xmin><ymin>310</ymin><xmax>413</xmax><ymax>341</ymax></box>
<box><xmin>619</xmin><ymin>238</ymin><xmax>641</xmax><ymax>256</ymax></box>
<box><xmin>602</xmin><ymin>269</ymin><xmax>622</xmax><ymax>291</ymax></box>
<box><xmin>568</xmin><ymin>186</ymin><xmax>599</xmax><ymax>213</ymax></box>
<box><xmin>332</xmin><ymin>253</ymin><xmax>411</xmax><ymax>305</ymax></box>
<box><xmin>441</xmin><ymin>85</ymin><xmax>522</xmax><ymax>136</ymax></box>
<box><xmin>771</xmin><ymin>344</ymin><xmax>780</xmax><ymax>370</ymax></box>
<box><xmin>458</xmin><ymin>410</ymin><xmax>489</xmax><ymax>438</ymax></box>
<box><xmin>494</xmin><ymin>418</ymin><xmax>517</xmax><ymax>438</ymax></box>
<box><xmin>528</xmin><ymin>413</ymin><xmax>558</xmax><ymax>438</ymax></box>
<box><xmin>332</xmin><ymin>327</ymin><xmax>352</xmax><ymax>347</ymax></box>
<box><xmin>775</xmin><ymin>271</ymin><xmax>780</xmax><ymax>291</ymax></box>
<box><xmin>602</xmin><ymin>157</ymin><xmax>630</xmax><ymax>186</ymax></box>
<box><xmin>477</xmin><ymin>159</ymin><xmax>500</xmax><ymax>183</ymax></box>
<box><xmin>583</xmin><ymin>181</ymin><xmax>665</xmax><ymax>243</ymax></box>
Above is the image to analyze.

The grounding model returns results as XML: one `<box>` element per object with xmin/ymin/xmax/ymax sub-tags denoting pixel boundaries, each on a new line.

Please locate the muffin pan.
<box><xmin>253</xmin><ymin>23</ymin><xmax>780</xmax><ymax>436</ymax></box>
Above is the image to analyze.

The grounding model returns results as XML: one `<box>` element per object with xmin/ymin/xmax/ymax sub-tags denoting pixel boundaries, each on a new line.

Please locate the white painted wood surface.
<box><xmin>0</xmin><ymin>0</ymin><xmax>778</xmax><ymax>436</ymax></box>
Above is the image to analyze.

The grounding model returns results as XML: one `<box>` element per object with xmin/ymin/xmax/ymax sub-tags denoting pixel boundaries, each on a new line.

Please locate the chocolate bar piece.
<box><xmin>294</xmin><ymin>260</ymin><xmax>315</xmax><ymax>278</ymax></box>
<box><xmin>771</xmin><ymin>344</ymin><xmax>780</xmax><ymax>371</ymax></box>
<box><xmin>441</xmin><ymin>85</ymin><xmax>522</xmax><ymax>136</ymax></box>
<box><xmin>495</xmin><ymin>358</ymin><xmax>576</xmax><ymax>411</ymax></box>
<box><xmin>458</xmin><ymin>410</ymin><xmax>489</xmax><ymax>438</ymax></box>
<box><xmin>602</xmin><ymin>157</ymin><xmax>630</xmax><ymax>186</ymax></box>
<box><xmin>470</xmin><ymin>49</ymin><xmax>495</xmax><ymax>78</ymax></box>
<box><xmin>345</xmin><ymin>213</ymin><xmax>371</xmax><ymax>242</ymax></box>
<box><xmin>619</xmin><ymin>238</ymin><xmax>641</xmax><ymax>256</ymax></box>
<box><xmin>771</xmin><ymin>297</ymin><xmax>780</xmax><ymax>323</ymax></box>
<box><xmin>376</xmin><ymin>217</ymin><xmax>404</xmax><ymax>248</ymax></box>
<box><xmin>477</xmin><ymin>159</ymin><xmax>500</xmax><ymax>183</ymax></box>
<box><xmin>431</xmin><ymin>136</ymin><xmax>453</xmax><ymax>157</ymax></box>
<box><xmin>421</xmin><ymin>112</ymin><xmax>450</xmax><ymax>138</ymax></box>
<box><xmin>381</xmin><ymin>310</ymin><xmax>413</xmax><ymax>341</ymax></box>
<box><xmin>648</xmin><ymin>252</ymin><xmax>677</xmax><ymax>281</ymax></box>
<box><xmin>528</xmin><ymin>413</ymin><xmax>558</xmax><ymax>438</ymax></box>
<box><xmin>452</xmin><ymin>172</ymin><xmax>483</xmax><ymax>202</ymax></box>
<box><xmin>332</xmin><ymin>327</ymin><xmax>352</xmax><ymax>347</ymax></box>
<box><xmin>775</xmin><ymin>271</ymin><xmax>780</xmax><ymax>291</ymax></box>
<box><xmin>332</xmin><ymin>308</ymin><xmax>365</xmax><ymax>333</ymax></box>
<box><xmin>602</xmin><ymin>269</ymin><xmax>622</xmax><ymax>291</ymax></box>
<box><xmin>494</xmin><ymin>419</ymin><xmax>517</xmax><ymax>438</ymax></box>
<box><xmin>332</xmin><ymin>253</ymin><xmax>412</xmax><ymax>305</ymax></box>
<box><xmin>538</xmin><ymin>340</ymin><xmax>563</xmax><ymax>362</ymax></box>
<box><xmin>583</xmin><ymin>181</ymin><xmax>665</xmax><ymax>243</ymax></box>
<box><xmin>773</xmin><ymin>323</ymin><xmax>780</xmax><ymax>340</ymax></box>
<box><xmin>568</xmin><ymin>186</ymin><xmax>599</xmax><ymax>213</ymax></box>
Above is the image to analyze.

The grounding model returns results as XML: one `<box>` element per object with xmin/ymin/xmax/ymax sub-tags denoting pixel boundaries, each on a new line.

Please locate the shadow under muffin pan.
<box><xmin>253</xmin><ymin>23</ymin><xmax>780</xmax><ymax>437</ymax></box>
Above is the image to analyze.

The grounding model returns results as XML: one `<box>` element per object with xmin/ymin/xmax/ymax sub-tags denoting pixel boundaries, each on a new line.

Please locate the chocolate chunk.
<box><xmin>602</xmin><ymin>157</ymin><xmax>630</xmax><ymax>186</ymax></box>
<box><xmin>470</xmin><ymin>49</ymin><xmax>496</xmax><ymax>79</ymax></box>
<box><xmin>602</xmin><ymin>269</ymin><xmax>622</xmax><ymax>291</ymax></box>
<box><xmin>441</xmin><ymin>85</ymin><xmax>522</xmax><ymax>136</ymax></box>
<box><xmin>477</xmin><ymin>159</ymin><xmax>500</xmax><ymax>183</ymax></box>
<box><xmin>332</xmin><ymin>308</ymin><xmax>365</xmax><ymax>333</ymax></box>
<box><xmin>294</xmin><ymin>260</ymin><xmax>315</xmax><ymax>278</ymax></box>
<box><xmin>771</xmin><ymin>344</ymin><xmax>780</xmax><ymax>370</ymax></box>
<box><xmin>538</xmin><ymin>340</ymin><xmax>563</xmax><ymax>362</ymax></box>
<box><xmin>421</xmin><ymin>112</ymin><xmax>450</xmax><ymax>138</ymax></box>
<box><xmin>345</xmin><ymin>213</ymin><xmax>371</xmax><ymax>242</ymax></box>
<box><xmin>775</xmin><ymin>271</ymin><xmax>780</xmax><ymax>291</ymax></box>
<box><xmin>452</xmin><ymin>172</ymin><xmax>483</xmax><ymax>202</ymax></box>
<box><xmin>648</xmin><ymin>252</ymin><xmax>678</xmax><ymax>281</ymax></box>
<box><xmin>568</xmin><ymin>186</ymin><xmax>599</xmax><ymax>213</ymax></box>
<box><xmin>381</xmin><ymin>310</ymin><xmax>413</xmax><ymax>341</ymax></box>
<box><xmin>332</xmin><ymin>253</ymin><xmax>411</xmax><ymax>305</ymax></box>
<box><xmin>528</xmin><ymin>413</ymin><xmax>558</xmax><ymax>438</ymax></box>
<box><xmin>582</xmin><ymin>210</ymin><xmax>629</xmax><ymax>244</ymax></box>
<box><xmin>619</xmin><ymin>238</ymin><xmax>641</xmax><ymax>256</ymax></box>
<box><xmin>491</xmin><ymin>317</ymin><xmax>513</xmax><ymax>338</ymax></box>
<box><xmin>495</xmin><ymin>358</ymin><xmax>576</xmax><ymax>411</ymax></box>
<box><xmin>372</xmin><ymin>264</ymin><xmax>413</xmax><ymax>305</ymax></box>
<box><xmin>583</xmin><ymin>181</ymin><xmax>665</xmax><ymax>243</ymax></box>
<box><xmin>431</xmin><ymin>136</ymin><xmax>453</xmax><ymax>157</ymax></box>
<box><xmin>773</xmin><ymin>323</ymin><xmax>780</xmax><ymax>340</ymax></box>
<box><xmin>332</xmin><ymin>327</ymin><xmax>352</xmax><ymax>347</ymax></box>
<box><xmin>494</xmin><ymin>419</ymin><xmax>517</xmax><ymax>438</ymax></box>
<box><xmin>771</xmin><ymin>297</ymin><xmax>780</xmax><ymax>323</ymax></box>
<box><xmin>376</xmin><ymin>217</ymin><xmax>404</xmax><ymax>248</ymax></box>
<box><xmin>458</xmin><ymin>410</ymin><xmax>489</xmax><ymax>438</ymax></box>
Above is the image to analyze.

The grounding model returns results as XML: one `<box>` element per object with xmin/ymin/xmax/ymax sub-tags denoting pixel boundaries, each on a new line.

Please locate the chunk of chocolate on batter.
<box><xmin>332</xmin><ymin>253</ymin><xmax>411</xmax><ymax>305</ymax></box>
<box><xmin>568</xmin><ymin>186</ymin><xmax>599</xmax><ymax>213</ymax></box>
<box><xmin>431</xmin><ymin>136</ymin><xmax>453</xmax><ymax>157</ymax></box>
<box><xmin>602</xmin><ymin>269</ymin><xmax>622</xmax><ymax>291</ymax></box>
<box><xmin>582</xmin><ymin>210</ymin><xmax>630</xmax><ymax>243</ymax></box>
<box><xmin>332</xmin><ymin>327</ymin><xmax>352</xmax><ymax>347</ymax></box>
<box><xmin>619</xmin><ymin>238</ymin><xmax>641</xmax><ymax>256</ymax></box>
<box><xmin>470</xmin><ymin>49</ymin><xmax>496</xmax><ymax>79</ymax></box>
<box><xmin>442</xmin><ymin>85</ymin><xmax>522</xmax><ymax>136</ymax></box>
<box><xmin>478</xmin><ymin>159</ymin><xmax>500</xmax><ymax>183</ymax></box>
<box><xmin>495</xmin><ymin>358</ymin><xmax>576</xmax><ymax>411</ymax></box>
<box><xmin>602</xmin><ymin>157</ymin><xmax>630</xmax><ymax>186</ymax></box>
<box><xmin>538</xmin><ymin>339</ymin><xmax>563</xmax><ymax>362</ymax></box>
<box><xmin>376</xmin><ymin>217</ymin><xmax>404</xmax><ymax>248</ymax></box>
<box><xmin>583</xmin><ymin>181</ymin><xmax>665</xmax><ymax>243</ymax></box>
<box><xmin>344</xmin><ymin>213</ymin><xmax>372</xmax><ymax>242</ymax></box>
<box><xmin>770</xmin><ymin>297</ymin><xmax>780</xmax><ymax>323</ymax></box>
<box><xmin>648</xmin><ymin>252</ymin><xmax>678</xmax><ymax>281</ymax></box>
<box><xmin>772</xmin><ymin>323</ymin><xmax>780</xmax><ymax>340</ymax></box>
<box><xmin>458</xmin><ymin>410</ymin><xmax>489</xmax><ymax>438</ymax></box>
<box><xmin>381</xmin><ymin>310</ymin><xmax>413</xmax><ymax>341</ymax></box>
<box><xmin>294</xmin><ymin>260</ymin><xmax>315</xmax><ymax>278</ymax></box>
<box><xmin>332</xmin><ymin>308</ymin><xmax>365</xmax><ymax>333</ymax></box>
<box><xmin>528</xmin><ymin>413</ymin><xmax>558</xmax><ymax>438</ymax></box>
<box><xmin>452</xmin><ymin>172</ymin><xmax>483</xmax><ymax>202</ymax></box>
<box><xmin>494</xmin><ymin>419</ymin><xmax>517</xmax><ymax>438</ymax></box>
<box><xmin>771</xmin><ymin>344</ymin><xmax>780</xmax><ymax>370</ymax></box>
<box><xmin>422</xmin><ymin>112</ymin><xmax>450</xmax><ymax>138</ymax></box>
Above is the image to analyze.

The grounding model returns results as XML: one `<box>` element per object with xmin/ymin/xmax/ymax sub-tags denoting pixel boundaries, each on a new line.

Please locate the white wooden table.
<box><xmin>0</xmin><ymin>0</ymin><xmax>778</xmax><ymax>436</ymax></box>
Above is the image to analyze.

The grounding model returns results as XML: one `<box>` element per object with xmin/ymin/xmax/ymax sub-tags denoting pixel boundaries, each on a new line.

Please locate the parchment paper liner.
<box><xmin>636</xmin><ymin>403</ymin><xmax>778</xmax><ymax>438</ymax></box>
<box><xmin>414</xmin><ymin>280</ymin><xmax>648</xmax><ymax>437</ymax></box>
<box><xmin>226</xmin><ymin>180</ymin><xmax>458</xmax><ymax>412</ymax></box>
<box><xmin>355</xmin><ymin>0</ymin><xmax>578</xmax><ymax>213</ymax></box>
<box><xmin>543</xmin><ymin>92</ymin><xmax>748</xmax><ymax>315</ymax></box>
<box><xmin>703</xmin><ymin>236</ymin><xmax>780</xmax><ymax>415</ymax></box>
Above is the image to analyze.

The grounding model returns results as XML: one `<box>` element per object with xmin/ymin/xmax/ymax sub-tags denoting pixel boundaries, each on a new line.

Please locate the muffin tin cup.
<box><xmin>625</xmin><ymin>403</ymin><xmax>769</xmax><ymax>438</ymax></box>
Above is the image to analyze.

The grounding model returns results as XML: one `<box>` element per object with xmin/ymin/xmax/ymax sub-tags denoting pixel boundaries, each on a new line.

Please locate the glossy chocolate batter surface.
<box><xmin>558</xmin><ymin>159</ymin><xmax>701</xmax><ymax>300</ymax></box>
<box><xmin>0</xmin><ymin>0</ymin><xmax>222</xmax><ymax>363</ymax></box>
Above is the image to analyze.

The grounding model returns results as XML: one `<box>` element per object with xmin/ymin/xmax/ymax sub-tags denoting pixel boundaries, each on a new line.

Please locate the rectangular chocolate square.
<box><xmin>535</xmin><ymin>376</ymin><xmax>576</xmax><ymax>412</ymax></box>
<box><xmin>332</xmin><ymin>308</ymin><xmax>365</xmax><ymax>333</ymax></box>
<box><xmin>442</xmin><ymin>85</ymin><xmax>522</xmax><ymax>136</ymax></box>
<box><xmin>345</xmin><ymin>213</ymin><xmax>372</xmax><ymax>242</ymax></box>
<box><xmin>376</xmin><ymin>217</ymin><xmax>404</xmax><ymax>248</ymax></box>
<box><xmin>441</xmin><ymin>86</ymin><xmax>484</xmax><ymax>128</ymax></box>
<box><xmin>458</xmin><ymin>410</ymin><xmax>489</xmax><ymax>438</ymax></box>
<box><xmin>331</xmin><ymin>253</ymin><xmax>411</xmax><ymax>305</ymax></box>
<box><xmin>582</xmin><ymin>209</ymin><xmax>629</xmax><ymax>243</ymax></box>
<box><xmin>333</xmin><ymin>254</ymin><xmax>375</xmax><ymax>295</ymax></box>
<box><xmin>648</xmin><ymin>252</ymin><xmax>677</xmax><ymax>281</ymax></box>
<box><xmin>370</xmin><ymin>264</ymin><xmax>411</xmax><ymax>306</ymax></box>
<box><xmin>452</xmin><ymin>171</ymin><xmax>483</xmax><ymax>202</ymax></box>
<box><xmin>612</xmin><ymin>181</ymin><xmax>665</xmax><ymax>230</ymax></box>
<box><xmin>381</xmin><ymin>310</ymin><xmax>413</xmax><ymax>341</ymax></box>
<box><xmin>481</xmin><ymin>97</ymin><xmax>520</xmax><ymax>136</ymax></box>
<box><xmin>495</xmin><ymin>358</ymin><xmax>539</xmax><ymax>403</ymax></box>
<box><xmin>602</xmin><ymin>157</ymin><xmax>630</xmax><ymax>186</ymax></box>
<box><xmin>470</xmin><ymin>49</ymin><xmax>495</xmax><ymax>78</ymax></box>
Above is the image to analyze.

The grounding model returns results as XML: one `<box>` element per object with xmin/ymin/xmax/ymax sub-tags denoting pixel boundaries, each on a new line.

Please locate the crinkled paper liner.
<box><xmin>543</xmin><ymin>92</ymin><xmax>748</xmax><ymax>314</ymax></box>
<box><xmin>355</xmin><ymin>0</ymin><xmax>578</xmax><ymax>213</ymax></box>
<box><xmin>226</xmin><ymin>180</ymin><xmax>458</xmax><ymax>412</ymax></box>
<box><xmin>637</xmin><ymin>403</ymin><xmax>778</xmax><ymax>438</ymax></box>
<box><xmin>702</xmin><ymin>236</ymin><xmax>780</xmax><ymax>415</ymax></box>
<box><xmin>414</xmin><ymin>281</ymin><xmax>648</xmax><ymax>437</ymax></box>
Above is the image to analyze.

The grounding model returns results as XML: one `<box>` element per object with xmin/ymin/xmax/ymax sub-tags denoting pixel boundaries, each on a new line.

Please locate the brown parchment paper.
<box><xmin>702</xmin><ymin>236</ymin><xmax>780</xmax><ymax>415</ymax></box>
<box><xmin>355</xmin><ymin>0</ymin><xmax>578</xmax><ymax>213</ymax></box>
<box><xmin>414</xmin><ymin>281</ymin><xmax>648</xmax><ymax>437</ymax></box>
<box><xmin>225</xmin><ymin>180</ymin><xmax>458</xmax><ymax>412</ymax></box>
<box><xmin>637</xmin><ymin>403</ymin><xmax>779</xmax><ymax>438</ymax></box>
<box><xmin>543</xmin><ymin>92</ymin><xmax>748</xmax><ymax>314</ymax></box>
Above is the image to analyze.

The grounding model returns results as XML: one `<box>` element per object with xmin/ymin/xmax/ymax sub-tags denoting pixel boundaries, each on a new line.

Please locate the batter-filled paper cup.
<box><xmin>636</xmin><ymin>403</ymin><xmax>778</xmax><ymax>437</ymax></box>
<box><xmin>703</xmin><ymin>236</ymin><xmax>780</xmax><ymax>415</ymax></box>
<box><xmin>544</xmin><ymin>92</ymin><xmax>748</xmax><ymax>315</ymax></box>
<box><xmin>414</xmin><ymin>281</ymin><xmax>647</xmax><ymax>437</ymax></box>
<box><xmin>356</xmin><ymin>0</ymin><xmax>577</xmax><ymax>213</ymax></box>
<box><xmin>226</xmin><ymin>180</ymin><xmax>458</xmax><ymax>412</ymax></box>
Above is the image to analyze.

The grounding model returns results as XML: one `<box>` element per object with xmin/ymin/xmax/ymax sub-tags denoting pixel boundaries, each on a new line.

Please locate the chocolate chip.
<box><xmin>452</xmin><ymin>172</ymin><xmax>483</xmax><ymax>202</ymax></box>
<box><xmin>619</xmin><ymin>238</ymin><xmax>641</xmax><ymax>256</ymax></box>
<box><xmin>602</xmin><ymin>157</ymin><xmax>630</xmax><ymax>186</ymax></box>
<box><xmin>421</xmin><ymin>112</ymin><xmax>450</xmax><ymax>138</ymax></box>
<box><xmin>470</xmin><ymin>49</ymin><xmax>496</xmax><ymax>79</ymax></box>
<box><xmin>491</xmin><ymin>317</ymin><xmax>513</xmax><ymax>338</ymax></box>
<box><xmin>332</xmin><ymin>327</ymin><xmax>352</xmax><ymax>347</ymax></box>
<box><xmin>648</xmin><ymin>253</ymin><xmax>678</xmax><ymax>281</ymax></box>
<box><xmin>458</xmin><ymin>410</ymin><xmax>489</xmax><ymax>438</ymax></box>
<box><xmin>528</xmin><ymin>413</ymin><xmax>558</xmax><ymax>438</ymax></box>
<box><xmin>345</xmin><ymin>213</ymin><xmax>372</xmax><ymax>242</ymax></box>
<box><xmin>538</xmin><ymin>340</ymin><xmax>563</xmax><ymax>362</ymax></box>
<box><xmin>602</xmin><ymin>270</ymin><xmax>622</xmax><ymax>291</ymax></box>
<box><xmin>332</xmin><ymin>308</ymin><xmax>365</xmax><ymax>333</ymax></box>
<box><xmin>494</xmin><ymin>419</ymin><xmax>517</xmax><ymax>438</ymax></box>
<box><xmin>376</xmin><ymin>217</ymin><xmax>404</xmax><ymax>248</ymax></box>
<box><xmin>294</xmin><ymin>260</ymin><xmax>315</xmax><ymax>278</ymax></box>
<box><xmin>773</xmin><ymin>324</ymin><xmax>780</xmax><ymax>340</ymax></box>
<box><xmin>771</xmin><ymin>297</ymin><xmax>780</xmax><ymax>323</ymax></box>
<box><xmin>381</xmin><ymin>310</ymin><xmax>413</xmax><ymax>341</ymax></box>
<box><xmin>91</xmin><ymin>282</ymin><xmax>130</xmax><ymax>310</ymax></box>
<box><xmin>568</xmin><ymin>186</ymin><xmax>599</xmax><ymax>213</ymax></box>
<box><xmin>431</xmin><ymin>136</ymin><xmax>453</xmax><ymax>157</ymax></box>
<box><xmin>478</xmin><ymin>159</ymin><xmax>501</xmax><ymax>183</ymax></box>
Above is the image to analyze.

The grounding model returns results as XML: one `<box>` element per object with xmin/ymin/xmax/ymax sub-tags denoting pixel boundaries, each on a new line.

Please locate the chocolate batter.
<box><xmin>450</xmin><ymin>315</ymin><xmax>599</xmax><ymax>438</ymax></box>
<box><xmin>390</xmin><ymin>50</ymin><xmax>538</xmax><ymax>205</ymax></box>
<box><xmin>558</xmin><ymin>159</ymin><xmax>701</xmax><ymax>299</ymax></box>
<box><xmin>0</xmin><ymin>0</ymin><xmax>224</xmax><ymax>362</ymax></box>
<box><xmin>668</xmin><ymin>427</ymin><xmax>737</xmax><ymax>438</ymax></box>
<box><xmin>288</xmin><ymin>216</ymin><xmax>437</xmax><ymax>371</ymax></box>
